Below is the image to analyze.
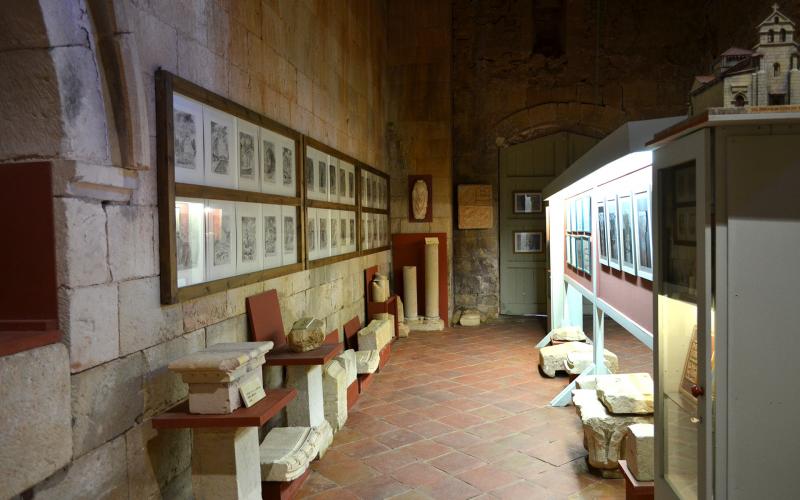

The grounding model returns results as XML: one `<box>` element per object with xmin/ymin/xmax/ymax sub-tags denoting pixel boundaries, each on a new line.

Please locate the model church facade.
<box><xmin>691</xmin><ymin>4</ymin><xmax>800</xmax><ymax>114</ymax></box>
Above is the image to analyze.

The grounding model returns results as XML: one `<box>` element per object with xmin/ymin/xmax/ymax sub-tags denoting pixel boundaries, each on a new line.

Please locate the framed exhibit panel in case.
<box><xmin>650</xmin><ymin>110</ymin><xmax>800</xmax><ymax>500</ymax></box>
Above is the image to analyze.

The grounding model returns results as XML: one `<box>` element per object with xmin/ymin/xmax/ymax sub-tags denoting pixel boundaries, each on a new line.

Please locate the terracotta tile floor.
<box><xmin>298</xmin><ymin>316</ymin><xmax>652</xmax><ymax>499</ymax></box>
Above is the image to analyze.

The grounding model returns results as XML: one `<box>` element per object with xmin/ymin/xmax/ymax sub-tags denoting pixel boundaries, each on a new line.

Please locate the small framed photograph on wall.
<box><xmin>172</xmin><ymin>94</ymin><xmax>204</xmax><ymax>185</ymax></box>
<box><xmin>513</xmin><ymin>231</ymin><xmax>543</xmax><ymax>254</ymax></box>
<box><xmin>606</xmin><ymin>195</ymin><xmax>621</xmax><ymax>271</ymax></box>
<box><xmin>634</xmin><ymin>189</ymin><xmax>653</xmax><ymax>280</ymax></box>
<box><xmin>597</xmin><ymin>200</ymin><xmax>609</xmax><ymax>266</ymax></box>
<box><xmin>618</xmin><ymin>193</ymin><xmax>637</xmax><ymax>275</ymax></box>
<box><xmin>203</xmin><ymin>106</ymin><xmax>237</xmax><ymax>189</ymax></box>
<box><xmin>513</xmin><ymin>191</ymin><xmax>543</xmax><ymax>214</ymax></box>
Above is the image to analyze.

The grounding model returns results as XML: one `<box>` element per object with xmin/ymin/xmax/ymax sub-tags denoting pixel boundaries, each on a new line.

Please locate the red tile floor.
<box><xmin>298</xmin><ymin>316</ymin><xmax>652</xmax><ymax>499</ymax></box>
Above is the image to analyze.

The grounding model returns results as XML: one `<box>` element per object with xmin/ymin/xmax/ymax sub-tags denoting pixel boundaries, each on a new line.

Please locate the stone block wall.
<box><xmin>0</xmin><ymin>0</ymin><xmax>391</xmax><ymax>498</ymax></box>
<box><xmin>385</xmin><ymin>0</ymin><xmax>454</xmax><ymax>319</ymax></box>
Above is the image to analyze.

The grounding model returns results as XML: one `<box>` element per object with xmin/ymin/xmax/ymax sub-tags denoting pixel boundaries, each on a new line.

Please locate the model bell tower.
<box><xmin>754</xmin><ymin>3</ymin><xmax>799</xmax><ymax>104</ymax></box>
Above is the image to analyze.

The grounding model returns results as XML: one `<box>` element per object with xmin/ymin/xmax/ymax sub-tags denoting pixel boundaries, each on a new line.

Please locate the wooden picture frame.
<box><xmin>408</xmin><ymin>174</ymin><xmax>432</xmax><ymax>222</ymax></box>
<box><xmin>513</xmin><ymin>191</ymin><xmax>542</xmax><ymax>214</ymax></box>
<box><xmin>513</xmin><ymin>231</ymin><xmax>543</xmax><ymax>254</ymax></box>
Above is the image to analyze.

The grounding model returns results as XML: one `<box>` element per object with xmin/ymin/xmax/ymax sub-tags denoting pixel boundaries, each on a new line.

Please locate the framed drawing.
<box><xmin>582</xmin><ymin>236</ymin><xmax>591</xmax><ymax>274</ymax></box>
<box><xmin>305</xmin><ymin>152</ymin><xmax>316</xmax><ymax>199</ymax></box>
<box><xmin>565</xmin><ymin>234</ymin><xmax>572</xmax><ymax>267</ymax></box>
<box><xmin>318</xmin><ymin>209</ymin><xmax>330</xmax><ymax>258</ymax></box>
<box><xmin>306</xmin><ymin>208</ymin><xmax>318</xmax><ymax>261</ymax></box>
<box><xmin>348</xmin><ymin>212</ymin><xmax>356</xmax><ymax>251</ymax></box>
<box><xmin>236</xmin><ymin>119</ymin><xmax>259</xmax><ymax>192</ymax></box>
<box><xmin>318</xmin><ymin>157</ymin><xmax>328</xmax><ymax>199</ymax></box>
<box><xmin>619</xmin><ymin>193</ymin><xmax>636</xmax><ymax>275</ymax></box>
<box><xmin>674</xmin><ymin>205</ymin><xmax>697</xmax><ymax>245</ymax></box>
<box><xmin>583</xmin><ymin>197</ymin><xmax>591</xmax><ymax>233</ymax></box>
<box><xmin>513</xmin><ymin>191</ymin><xmax>542</xmax><ymax>214</ymax></box>
<box><xmin>634</xmin><ymin>189</ymin><xmax>654</xmax><ymax>280</ymax></box>
<box><xmin>606</xmin><ymin>195</ymin><xmax>621</xmax><ymax>271</ymax></box>
<box><xmin>513</xmin><ymin>231</ymin><xmax>543</xmax><ymax>254</ymax></box>
<box><xmin>235</xmin><ymin>202</ymin><xmax>262</xmax><ymax>274</ymax></box>
<box><xmin>172</xmin><ymin>94</ymin><xmax>204</xmax><ymax>185</ymax></box>
<box><xmin>262</xmin><ymin>204</ymin><xmax>282</xmax><ymax>269</ymax></box>
<box><xmin>575</xmin><ymin>236</ymin><xmax>583</xmax><ymax>270</ymax></box>
<box><xmin>338</xmin><ymin>165</ymin><xmax>347</xmax><ymax>206</ymax></box>
<box><xmin>344</xmin><ymin>162</ymin><xmax>356</xmax><ymax>205</ymax></box>
<box><xmin>339</xmin><ymin>211</ymin><xmax>348</xmax><ymax>253</ymax></box>
<box><xmin>597</xmin><ymin>201</ymin><xmax>609</xmax><ymax>266</ymax></box>
<box><xmin>330</xmin><ymin>209</ymin><xmax>339</xmax><ymax>255</ymax></box>
<box><xmin>282</xmin><ymin>205</ymin><xmax>297</xmax><ymax>265</ymax></box>
<box><xmin>205</xmin><ymin>200</ymin><xmax>237</xmax><ymax>280</ymax></box>
<box><xmin>260</xmin><ymin>127</ymin><xmax>278</xmax><ymax>192</ymax></box>
<box><xmin>408</xmin><ymin>175</ymin><xmax>433</xmax><ymax>222</ymax></box>
<box><xmin>203</xmin><ymin>105</ymin><xmax>237</xmax><ymax>189</ymax></box>
<box><xmin>279</xmin><ymin>140</ymin><xmax>295</xmax><ymax>196</ymax></box>
<box><xmin>175</xmin><ymin>197</ymin><xmax>205</xmax><ymax>287</ymax></box>
<box><xmin>576</xmin><ymin>198</ymin><xmax>585</xmax><ymax>232</ymax></box>
<box><xmin>328</xmin><ymin>157</ymin><xmax>339</xmax><ymax>203</ymax></box>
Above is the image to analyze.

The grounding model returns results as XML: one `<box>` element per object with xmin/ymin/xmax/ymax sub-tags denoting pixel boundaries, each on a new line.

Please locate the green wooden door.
<box><xmin>499</xmin><ymin>132</ymin><xmax>597</xmax><ymax>315</ymax></box>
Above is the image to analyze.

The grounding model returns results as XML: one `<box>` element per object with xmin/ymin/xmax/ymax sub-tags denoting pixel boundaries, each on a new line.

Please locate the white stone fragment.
<box><xmin>336</xmin><ymin>349</ymin><xmax>358</xmax><ymax>387</ymax></box>
<box><xmin>356</xmin><ymin>350</ymin><xmax>380</xmax><ymax>374</ymax></box>
<box><xmin>259</xmin><ymin>427</ymin><xmax>322</xmax><ymax>482</ymax></box>
<box><xmin>286</xmin><ymin>365</ymin><xmax>325</xmax><ymax>429</ymax></box>
<box><xmin>316</xmin><ymin>420</ymin><xmax>333</xmax><ymax>458</ymax></box>
<box><xmin>322</xmin><ymin>360</ymin><xmax>348</xmax><ymax>432</ymax></box>
<box><xmin>357</xmin><ymin>319</ymin><xmax>392</xmax><ymax>351</ymax></box>
<box><xmin>192</xmin><ymin>427</ymin><xmax>261</xmax><ymax>500</ymax></box>
<box><xmin>625</xmin><ymin>423</ymin><xmax>654</xmax><ymax>481</ymax></box>
<box><xmin>596</xmin><ymin>373</ymin><xmax>654</xmax><ymax>415</ymax></box>
<box><xmin>460</xmin><ymin>310</ymin><xmax>481</xmax><ymax>327</ymax></box>
<box><xmin>397</xmin><ymin>323</ymin><xmax>410</xmax><ymax>338</ymax></box>
<box><xmin>565</xmin><ymin>349</ymin><xmax>619</xmax><ymax>375</ymax></box>
<box><xmin>572</xmin><ymin>389</ymin><xmax>653</xmax><ymax>477</ymax></box>
<box><xmin>550</xmin><ymin>325</ymin><xmax>588</xmax><ymax>342</ymax></box>
<box><xmin>539</xmin><ymin>342</ymin><xmax>592</xmax><ymax>377</ymax></box>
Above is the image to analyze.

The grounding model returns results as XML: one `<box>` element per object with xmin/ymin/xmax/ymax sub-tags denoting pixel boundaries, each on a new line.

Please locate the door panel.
<box><xmin>499</xmin><ymin>133</ymin><xmax>597</xmax><ymax>315</ymax></box>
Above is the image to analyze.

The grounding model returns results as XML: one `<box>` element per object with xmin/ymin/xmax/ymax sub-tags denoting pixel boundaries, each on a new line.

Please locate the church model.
<box><xmin>690</xmin><ymin>4</ymin><xmax>800</xmax><ymax>114</ymax></box>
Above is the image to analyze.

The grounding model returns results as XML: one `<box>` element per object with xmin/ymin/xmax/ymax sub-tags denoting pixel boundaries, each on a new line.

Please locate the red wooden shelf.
<box><xmin>618</xmin><ymin>460</ymin><xmax>654</xmax><ymax>500</ymax></box>
<box><xmin>264</xmin><ymin>343</ymin><xmax>343</xmax><ymax>366</ymax></box>
<box><xmin>152</xmin><ymin>388</ymin><xmax>297</xmax><ymax>429</ymax></box>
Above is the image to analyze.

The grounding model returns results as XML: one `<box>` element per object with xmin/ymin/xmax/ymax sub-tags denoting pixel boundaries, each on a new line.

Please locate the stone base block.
<box><xmin>322</xmin><ymin>360</ymin><xmax>348</xmax><ymax>433</ymax></box>
<box><xmin>259</xmin><ymin>426</ymin><xmax>322</xmax><ymax>482</ymax></box>
<box><xmin>397</xmin><ymin>323</ymin><xmax>410</xmax><ymax>338</ymax></box>
<box><xmin>336</xmin><ymin>349</ymin><xmax>358</xmax><ymax>387</ymax></box>
<box><xmin>459</xmin><ymin>310</ymin><xmax>481</xmax><ymax>327</ymax></box>
<box><xmin>540</xmin><ymin>342</ymin><xmax>618</xmax><ymax>378</ymax></box>
<box><xmin>596</xmin><ymin>373</ymin><xmax>654</xmax><ymax>415</ymax></box>
<box><xmin>565</xmin><ymin>350</ymin><xmax>620</xmax><ymax>376</ymax></box>
<box><xmin>192</xmin><ymin>427</ymin><xmax>261</xmax><ymax>500</ymax></box>
<box><xmin>572</xmin><ymin>389</ymin><xmax>653</xmax><ymax>477</ymax></box>
<box><xmin>356</xmin><ymin>350</ymin><xmax>379</xmax><ymax>374</ymax></box>
<box><xmin>187</xmin><ymin>369</ymin><xmax>262</xmax><ymax>415</ymax></box>
<box><xmin>285</xmin><ymin>365</ymin><xmax>324</xmax><ymax>428</ymax></box>
<box><xmin>357</xmin><ymin>319</ymin><xmax>393</xmax><ymax>351</ymax></box>
<box><xmin>406</xmin><ymin>317</ymin><xmax>444</xmax><ymax>332</ymax></box>
<box><xmin>624</xmin><ymin>423</ymin><xmax>654</xmax><ymax>481</ymax></box>
<box><xmin>550</xmin><ymin>326</ymin><xmax>588</xmax><ymax>343</ymax></box>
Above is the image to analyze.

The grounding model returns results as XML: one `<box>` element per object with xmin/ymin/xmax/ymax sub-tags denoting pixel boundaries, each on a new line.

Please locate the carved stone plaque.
<box><xmin>458</xmin><ymin>184</ymin><xmax>493</xmax><ymax>229</ymax></box>
<box><xmin>408</xmin><ymin>175</ymin><xmax>433</xmax><ymax>222</ymax></box>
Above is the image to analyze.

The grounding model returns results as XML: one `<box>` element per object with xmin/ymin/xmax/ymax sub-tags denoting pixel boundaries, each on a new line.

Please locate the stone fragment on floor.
<box><xmin>550</xmin><ymin>325</ymin><xmax>588</xmax><ymax>342</ymax></box>
<box><xmin>625</xmin><ymin>423</ymin><xmax>654</xmax><ymax>481</ymax></box>
<box><xmin>357</xmin><ymin>319</ymin><xmax>392</xmax><ymax>351</ymax></box>
<box><xmin>565</xmin><ymin>349</ymin><xmax>619</xmax><ymax>375</ymax></box>
<box><xmin>539</xmin><ymin>342</ymin><xmax>618</xmax><ymax>378</ymax></box>
<box><xmin>260</xmin><ymin>426</ymin><xmax>323</xmax><ymax>481</ymax></box>
<box><xmin>168</xmin><ymin>341</ymin><xmax>273</xmax><ymax>414</ymax></box>
<box><xmin>596</xmin><ymin>373</ymin><xmax>654</xmax><ymax>414</ymax></box>
<box><xmin>322</xmin><ymin>359</ymin><xmax>348</xmax><ymax>432</ymax></box>
<box><xmin>355</xmin><ymin>350</ymin><xmax>379</xmax><ymax>374</ymax></box>
<box><xmin>459</xmin><ymin>309</ymin><xmax>481</xmax><ymax>326</ymax></box>
<box><xmin>572</xmin><ymin>388</ymin><xmax>653</xmax><ymax>478</ymax></box>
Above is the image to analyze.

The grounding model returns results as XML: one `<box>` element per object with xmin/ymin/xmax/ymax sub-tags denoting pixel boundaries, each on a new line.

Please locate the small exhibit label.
<box><xmin>239</xmin><ymin>378</ymin><xmax>266</xmax><ymax>408</ymax></box>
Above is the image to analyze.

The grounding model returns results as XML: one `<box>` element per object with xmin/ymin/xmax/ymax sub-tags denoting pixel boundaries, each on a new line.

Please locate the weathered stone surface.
<box><xmin>125</xmin><ymin>422</ymin><xmax>191</xmax><ymax>500</ymax></box>
<box><xmin>260</xmin><ymin>427</ymin><xmax>322</xmax><ymax>481</ymax></box>
<box><xmin>551</xmin><ymin>325</ymin><xmax>588</xmax><ymax>342</ymax></box>
<box><xmin>192</xmin><ymin>427</ymin><xmax>261</xmax><ymax>500</ymax></box>
<box><xmin>287</xmin><ymin>317</ymin><xmax>325</xmax><ymax>352</ymax></box>
<box><xmin>72</xmin><ymin>353</ymin><xmax>144</xmax><ymax>457</ymax></box>
<box><xmin>182</xmin><ymin>291</ymin><xmax>228</xmax><ymax>332</ymax></box>
<box><xmin>54</xmin><ymin>197</ymin><xmax>109</xmax><ymax>287</ymax></box>
<box><xmin>286</xmin><ymin>365</ymin><xmax>325</xmax><ymax>428</ymax></box>
<box><xmin>106</xmin><ymin>204</ymin><xmax>157</xmax><ymax>281</ymax></box>
<box><xmin>625</xmin><ymin>423</ymin><xmax>654</xmax><ymax>481</ymax></box>
<box><xmin>226</xmin><ymin>282</ymin><xmax>265</xmax><ymax>316</ymax></box>
<box><xmin>460</xmin><ymin>309</ymin><xmax>481</xmax><ymax>326</ymax></box>
<box><xmin>397</xmin><ymin>322</ymin><xmax>410</xmax><ymax>338</ymax></box>
<box><xmin>322</xmin><ymin>360</ymin><xmax>348</xmax><ymax>432</ymax></box>
<box><xmin>60</xmin><ymin>282</ymin><xmax>119</xmax><ymax>372</ymax></box>
<box><xmin>539</xmin><ymin>342</ymin><xmax>592</xmax><ymax>377</ymax></box>
<box><xmin>357</xmin><ymin>319</ymin><xmax>392</xmax><ymax>351</ymax></box>
<box><xmin>119</xmin><ymin>276</ymin><xmax>183</xmax><ymax>355</ymax></box>
<box><xmin>316</xmin><ymin>419</ymin><xmax>334</xmax><ymax>458</ymax></box>
<box><xmin>0</xmin><ymin>344</ymin><xmax>72</xmax><ymax>497</ymax></box>
<box><xmin>572</xmin><ymin>389</ymin><xmax>653</xmax><ymax>477</ymax></box>
<box><xmin>596</xmin><ymin>373</ymin><xmax>654</xmax><ymax>415</ymax></box>
<box><xmin>33</xmin><ymin>436</ymin><xmax>128</xmax><ymax>500</ymax></box>
<box><xmin>565</xmin><ymin>349</ymin><xmax>620</xmax><ymax>375</ymax></box>
<box><xmin>356</xmin><ymin>349</ymin><xmax>380</xmax><ymax>374</ymax></box>
<box><xmin>142</xmin><ymin>330</ymin><xmax>205</xmax><ymax>418</ymax></box>
<box><xmin>206</xmin><ymin>314</ymin><xmax>249</xmax><ymax>346</ymax></box>
<box><xmin>337</xmin><ymin>349</ymin><xmax>358</xmax><ymax>386</ymax></box>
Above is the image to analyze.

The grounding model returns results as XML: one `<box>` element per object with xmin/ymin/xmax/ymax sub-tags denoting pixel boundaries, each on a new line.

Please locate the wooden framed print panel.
<box><xmin>172</xmin><ymin>94</ymin><xmax>205</xmax><ymax>184</ymax></box>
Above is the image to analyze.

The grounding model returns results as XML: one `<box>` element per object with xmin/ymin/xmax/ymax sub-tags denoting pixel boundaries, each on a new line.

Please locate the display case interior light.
<box><xmin>546</xmin><ymin>151</ymin><xmax>653</xmax><ymax>203</ymax></box>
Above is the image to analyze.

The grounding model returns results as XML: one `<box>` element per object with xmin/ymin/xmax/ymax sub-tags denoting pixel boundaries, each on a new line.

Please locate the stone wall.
<box><xmin>385</xmin><ymin>0</ymin><xmax>454</xmax><ymax>319</ymax></box>
<box><xmin>0</xmin><ymin>0</ymin><xmax>392</xmax><ymax>498</ymax></box>
<box><xmin>451</xmin><ymin>0</ymin><xmax>718</xmax><ymax>317</ymax></box>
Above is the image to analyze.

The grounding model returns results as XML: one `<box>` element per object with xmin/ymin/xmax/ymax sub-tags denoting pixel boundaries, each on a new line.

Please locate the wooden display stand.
<box><xmin>618</xmin><ymin>460</ymin><xmax>654</xmax><ymax>500</ymax></box>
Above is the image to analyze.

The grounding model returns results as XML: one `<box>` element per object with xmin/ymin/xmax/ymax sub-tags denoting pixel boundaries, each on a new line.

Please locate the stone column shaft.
<box><xmin>403</xmin><ymin>266</ymin><xmax>418</xmax><ymax>321</ymax></box>
<box><xmin>424</xmin><ymin>238</ymin><xmax>439</xmax><ymax>320</ymax></box>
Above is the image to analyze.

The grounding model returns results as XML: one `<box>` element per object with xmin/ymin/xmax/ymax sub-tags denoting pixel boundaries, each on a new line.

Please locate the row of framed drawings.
<box><xmin>175</xmin><ymin>198</ymin><xmax>298</xmax><ymax>287</ymax></box>
<box><xmin>566</xmin><ymin>235</ymin><xmax>592</xmax><ymax>273</ymax></box>
<box><xmin>306</xmin><ymin>146</ymin><xmax>357</xmax><ymax>205</ymax></box>
<box><xmin>361</xmin><ymin>169</ymin><xmax>389</xmax><ymax>210</ymax></box>
<box><xmin>567</xmin><ymin>196</ymin><xmax>592</xmax><ymax>233</ymax></box>
<box><xmin>173</xmin><ymin>93</ymin><xmax>297</xmax><ymax>196</ymax></box>
<box><xmin>361</xmin><ymin>212</ymin><xmax>390</xmax><ymax>251</ymax></box>
<box><xmin>306</xmin><ymin>208</ymin><xmax>358</xmax><ymax>261</ymax></box>
<box><xmin>597</xmin><ymin>190</ymin><xmax>653</xmax><ymax>281</ymax></box>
